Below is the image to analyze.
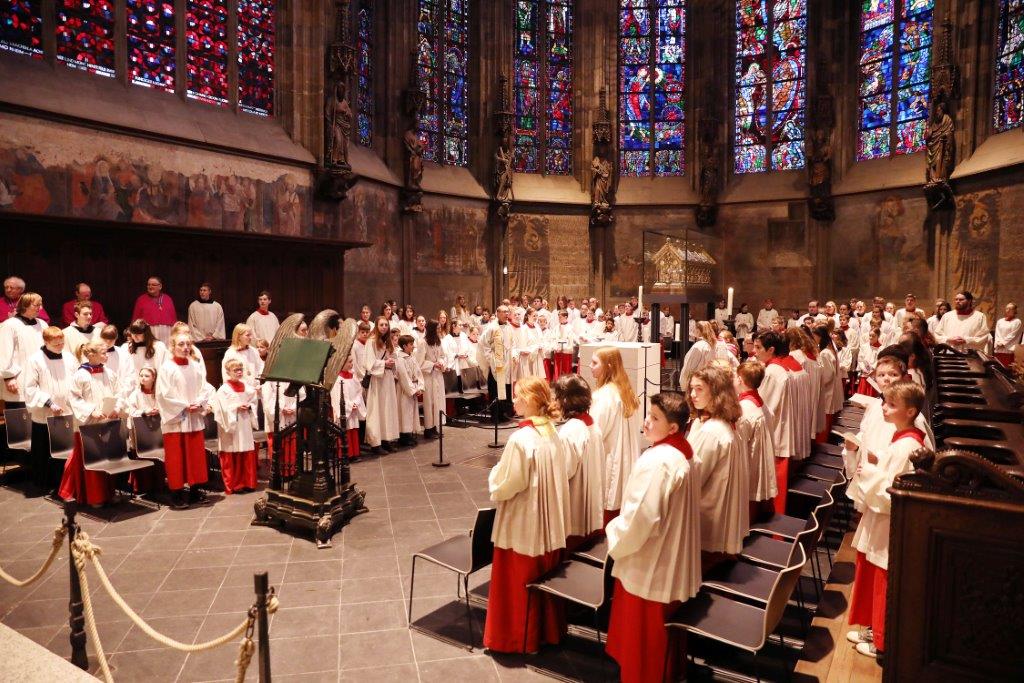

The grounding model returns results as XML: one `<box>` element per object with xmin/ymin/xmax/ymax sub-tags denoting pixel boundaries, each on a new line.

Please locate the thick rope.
<box><xmin>0</xmin><ymin>526</ymin><xmax>67</xmax><ymax>587</ymax></box>
<box><xmin>71</xmin><ymin>531</ymin><xmax>278</xmax><ymax>682</ymax></box>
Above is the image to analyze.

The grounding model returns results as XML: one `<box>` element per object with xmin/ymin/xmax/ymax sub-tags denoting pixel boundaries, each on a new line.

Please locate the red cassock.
<box><xmin>855</xmin><ymin>377</ymin><xmax>879</xmax><ymax>398</ymax></box>
<box><xmin>58</xmin><ymin>434</ymin><xmax>113</xmax><ymax>506</ymax></box>
<box><xmin>773</xmin><ymin>456</ymin><xmax>789</xmax><ymax>514</ymax></box>
<box><xmin>553</xmin><ymin>352</ymin><xmax>572</xmax><ymax>378</ymax></box>
<box><xmin>606</xmin><ymin>579</ymin><xmax>684</xmax><ymax>683</ymax></box>
<box><xmin>995</xmin><ymin>352</ymin><xmax>1015</xmax><ymax>367</ymax></box>
<box><xmin>163</xmin><ymin>431</ymin><xmax>208</xmax><ymax>490</ymax></box>
<box><xmin>218</xmin><ymin>449</ymin><xmax>257</xmax><ymax>494</ymax></box>
<box><xmin>848</xmin><ymin>551</ymin><xmax>888</xmax><ymax>651</ymax></box>
<box><xmin>482</xmin><ymin>547</ymin><xmax>564</xmax><ymax>653</ymax></box>
<box><xmin>267</xmin><ymin>433</ymin><xmax>298</xmax><ymax>476</ymax></box>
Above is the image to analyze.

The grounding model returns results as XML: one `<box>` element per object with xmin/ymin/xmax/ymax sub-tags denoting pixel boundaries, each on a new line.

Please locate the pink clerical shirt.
<box><xmin>132</xmin><ymin>292</ymin><xmax>177</xmax><ymax>326</ymax></box>
<box><xmin>3</xmin><ymin>297</ymin><xmax>50</xmax><ymax>323</ymax></box>
<box><xmin>62</xmin><ymin>299</ymin><xmax>109</xmax><ymax>326</ymax></box>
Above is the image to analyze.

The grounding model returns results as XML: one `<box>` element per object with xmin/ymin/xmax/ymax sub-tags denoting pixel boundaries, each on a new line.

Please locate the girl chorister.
<box><xmin>679</xmin><ymin>321</ymin><xmax>716</xmax><ymax>391</ymax></box>
<box><xmin>483</xmin><ymin>376</ymin><xmax>570</xmax><ymax>654</ymax></box>
<box><xmin>125</xmin><ymin>319</ymin><xmax>168</xmax><ymax>375</ymax></box>
<box><xmin>814</xmin><ymin>326</ymin><xmax>844</xmax><ymax>439</ymax></box>
<box><xmin>222</xmin><ymin>323</ymin><xmax>264</xmax><ymax>389</ymax></box>
<box><xmin>419</xmin><ymin>320</ymin><xmax>447</xmax><ymax>439</ymax></box>
<box><xmin>122</xmin><ymin>367</ymin><xmax>159</xmax><ymax>417</ymax></box>
<box><xmin>395</xmin><ymin>334</ymin><xmax>424</xmax><ymax>447</ymax></box>
<box><xmin>330</xmin><ymin>354</ymin><xmax>366</xmax><ymax>459</ymax></box>
<box><xmin>213</xmin><ymin>359</ymin><xmax>259</xmax><ymax>494</ymax></box>
<box><xmin>589</xmin><ymin>347</ymin><xmax>642</xmax><ymax>526</ymax></box>
<box><xmin>734</xmin><ymin>361</ymin><xmax>779</xmax><ymax>524</ymax></box>
<box><xmin>551</xmin><ymin>374</ymin><xmax>605</xmax><ymax>550</ymax></box>
<box><xmin>364</xmin><ymin>316</ymin><xmax>400</xmax><ymax>455</ymax></box>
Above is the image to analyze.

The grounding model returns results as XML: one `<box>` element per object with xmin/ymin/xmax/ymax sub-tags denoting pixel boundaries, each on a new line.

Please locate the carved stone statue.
<box><xmin>326</xmin><ymin>81</ymin><xmax>353</xmax><ymax>167</ymax></box>
<box><xmin>807</xmin><ymin>126</ymin><xmax>835</xmax><ymax>221</ymax></box>
<box><xmin>925</xmin><ymin>101</ymin><xmax>955</xmax><ymax>185</ymax></box>
<box><xmin>404</xmin><ymin>129</ymin><xmax>424</xmax><ymax>191</ymax></box>
<box><xmin>495</xmin><ymin>146</ymin><xmax>514</xmax><ymax>203</ymax></box>
<box><xmin>591</xmin><ymin>156</ymin><xmax>611</xmax><ymax>209</ymax></box>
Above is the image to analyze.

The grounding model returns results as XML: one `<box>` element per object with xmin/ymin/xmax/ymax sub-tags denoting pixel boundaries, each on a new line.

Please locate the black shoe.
<box><xmin>423</xmin><ymin>428</ymin><xmax>438</xmax><ymax>440</ymax></box>
<box><xmin>170</xmin><ymin>490</ymin><xmax>189</xmax><ymax>510</ymax></box>
<box><xmin>381</xmin><ymin>443</ymin><xmax>396</xmax><ymax>453</ymax></box>
<box><xmin>187</xmin><ymin>487</ymin><xmax>207</xmax><ymax>503</ymax></box>
<box><xmin>370</xmin><ymin>446</ymin><xmax>386</xmax><ymax>456</ymax></box>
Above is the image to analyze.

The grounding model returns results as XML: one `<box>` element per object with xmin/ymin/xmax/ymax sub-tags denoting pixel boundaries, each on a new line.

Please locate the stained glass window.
<box><xmin>56</xmin><ymin>0</ymin><xmax>116</xmax><ymax>77</ymax></box>
<box><xmin>734</xmin><ymin>0</ymin><xmax>806</xmax><ymax>173</ymax></box>
<box><xmin>857</xmin><ymin>0</ymin><xmax>934</xmax><ymax>160</ymax></box>
<box><xmin>186</xmin><ymin>0</ymin><xmax>228</xmax><ymax>106</ymax></box>
<box><xmin>618</xmin><ymin>0</ymin><xmax>687</xmax><ymax>177</ymax></box>
<box><xmin>417</xmin><ymin>0</ymin><xmax>469</xmax><ymax>166</ymax></box>
<box><xmin>237</xmin><ymin>0</ymin><xmax>274</xmax><ymax>116</ymax></box>
<box><xmin>514</xmin><ymin>0</ymin><xmax>574</xmax><ymax>175</ymax></box>
<box><xmin>127</xmin><ymin>0</ymin><xmax>176</xmax><ymax>92</ymax></box>
<box><xmin>1</xmin><ymin>0</ymin><xmax>43</xmax><ymax>58</ymax></box>
<box><xmin>355</xmin><ymin>0</ymin><xmax>373</xmax><ymax>146</ymax></box>
<box><xmin>995</xmin><ymin>0</ymin><xmax>1024</xmax><ymax>132</ymax></box>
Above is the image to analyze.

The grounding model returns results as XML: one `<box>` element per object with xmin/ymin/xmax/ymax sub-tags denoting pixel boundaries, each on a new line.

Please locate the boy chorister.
<box><xmin>550</xmin><ymin>310</ymin><xmax>576</xmax><ymax>378</ymax></box>
<box><xmin>62</xmin><ymin>301</ymin><xmax>101</xmax><ymax>359</ymax></box>
<box><xmin>157</xmin><ymin>333</ymin><xmax>215</xmax><ymax>509</ymax></box>
<box><xmin>606</xmin><ymin>392</ymin><xmax>701</xmax><ymax>683</ymax></box>
<box><xmin>331</xmin><ymin>355</ymin><xmax>366</xmax><ymax>459</ymax></box>
<box><xmin>24</xmin><ymin>327</ymin><xmax>78</xmax><ymax>489</ymax></box>
<box><xmin>846</xmin><ymin>381</ymin><xmax>926</xmax><ymax>659</ymax></box>
<box><xmin>418</xmin><ymin>320</ymin><xmax>446</xmax><ymax>439</ymax></box>
<box><xmin>551</xmin><ymin>374</ymin><xmax>605</xmax><ymax>550</ymax></box>
<box><xmin>395</xmin><ymin>334</ymin><xmax>424</xmax><ymax>447</ymax></box>
<box><xmin>753</xmin><ymin>332</ymin><xmax>799</xmax><ymax>513</ymax></box>
<box><xmin>59</xmin><ymin>341</ymin><xmax>119</xmax><ymax>507</ymax></box>
<box><xmin>734</xmin><ymin>361</ymin><xmax>779</xmax><ymax>524</ymax></box>
<box><xmin>213</xmin><ymin>359</ymin><xmax>259</xmax><ymax>494</ymax></box>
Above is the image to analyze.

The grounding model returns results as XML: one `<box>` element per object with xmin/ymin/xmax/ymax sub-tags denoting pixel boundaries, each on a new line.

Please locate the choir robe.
<box><xmin>549</xmin><ymin>323</ymin><xmax>576</xmax><ymax>377</ymax></box>
<box><xmin>213</xmin><ymin>381</ymin><xmax>259</xmax><ymax>494</ymax></box>
<box><xmin>616</xmin><ymin>315</ymin><xmax>639</xmax><ymax>343</ymax></box>
<box><xmin>62</xmin><ymin>299</ymin><xmax>107</xmax><ymax>327</ymax></box>
<box><xmin>395</xmin><ymin>349</ymin><xmax>424</xmax><ymax>435</ymax></box>
<box><xmin>856</xmin><ymin>343</ymin><xmax>880</xmax><ymax>383</ymax></box>
<box><xmin>756</xmin><ymin>308</ymin><xmax>777</xmax><ymax>333</ymax></box>
<box><xmin>512</xmin><ymin>323</ymin><xmax>545</xmax><ymax>382</ymax></box>
<box><xmin>760</xmin><ymin>358</ymin><xmax>797</xmax><ymax>513</ymax></box>
<box><xmin>187</xmin><ymin>300</ymin><xmax>226</xmax><ymax>341</ymax></box>
<box><xmin>715</xmin><ymin>340</ymin><xmax>740</xmax><ymax>369</ymax></box>
<box><xmin>484</xmin><ymin>417</ymin><xmax>570</xmax><ymax>654</ymax></box>
<box><xmin>779</xmin><ymin>354</ymin><xmax>812</xmax><ymax>461</ymax></box>
<box><xmin>0</xmin><ymin>314</ymin><xmax>46</xmax><ymax>403</ymax></box>
<box><xmin>350</xmin><ymin>339</ymin><xmax>369</xmax><ymax>384</ymax></box>
<box><xmin>816</xmin><ymin>346</ymin><xmax>841</xmax><ymax>436</ymax></box>
<box><xmin>478</xmin><ymin>322</ymin><xmax>514</xmax><ymax>398</ymax></box>
<box><xmin>363</xmin><ymin>342</ymin><xmax>400</xmax><ymax>447</ymax></box>
<box><xmin>994</xmin><ymin>316</ymin><xmax>1022</xmax><ymax>366</ymax></box>
<box><xmin>737</xmin><ymin>391</ymin><xmax>779</xmax><ymax>503</ymax></box>
<box><xmin>848</xmin><ymin>429</ymin><xmax>924</xmax><ymax>652</ymax></box>
<box><xmin>734</xmin><ymin>312</ymin><xmax>754</xmax><ymax>341</ymax></box>
<box><xmin>558</xmin><ymin>416</ymin><xmax>605</xmax><ymax>544</ymax></box>
<box><xmin>330</xmin><ymin>373</ymin><xmax>367</xmax><ymax>429</ymax></box>
<box><xmin>245</xmin><ymin>309</ymin><xmax>280</xmax><ymax>344</ymax></box>
<box><xmin>132</xmin><ymin>293</ymin><xmax>177</xmax><ymax>344</ymax></box>
<box><xmin>679</xmin><ymin>339</ymin><xmax>713</xmax><ymax>391</ymax></box>
<box><xmin>59</xmin><ymin>365</ymin><xmax>117</xmax><ymax>506</ymax></box>
<box><xmin>933</xmin><ymin>309</ymin><xmax>992</xmax><ymax>354</ymax></box>
<box><xmin>122</xmin><ymin>387</ymin><xmax>158</xmax><ymax>418</ymax></box>
<box><xmin>123</xmin><ymin>340</ymin><xmax>168</xmax><ymax>376</ymax></box>
<box><xmin>222</xmin><ymin>345</ymin><xmax>264</xmax><ymax>388</ymax></box>
<box><xmin>62</xmin><ymin>325</ymin><xmax>101</xmax><ymax>358</ymax></box>
<box><xmin>418</xmin><ymin>344</ymin><xmax>446</xmax><ymax>430</ymax></box>
<box><xmin>606</xmin><ymin>435</ymin><xmax>701</xmax><ymax>683</ymax></box>
<box><xmin>791</xmin><ymin>349</ymin><xmax>823</xmax><ymax>438</ymax></box>
<box><xmin>24</xmin><ymin>348</ymin><xmax>78</xmax><ymax>487</ymax></box>
<box><xmin>156</xmin><ymin>357</ymin><xmax>214</xmax><ymax>490</ymax></box>
<box><xmin>441</xmin><ymin>333</ymin><xmax>470</xmax><ymax>375</ymax></box>
<box><xmin>842</xmin><ymin>397</ymin><xmax>934</xmax><ymax>481</ymax></box>
<box><xmin>105</xmin><ymin>345</ymin><xmax>133</xmax><ymax>398</ymax></box>
<box><xmin>688</xmin><ymin>417</ymin><xmax>749</xmax><ymax>554</ymax></box>
<box><xmin>591</xmin><ymin>383</ymin><xmax>642</xmax><ymax>517</ymax></box>
<box><xmin>262</xmin><ymin>381</ymin><xmax>301</xmax><ymax>476</ymax></box>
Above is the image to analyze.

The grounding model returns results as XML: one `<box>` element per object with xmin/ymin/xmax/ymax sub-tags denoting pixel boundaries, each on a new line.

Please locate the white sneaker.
<box><xmin>846</xmin><ymin>628</ymin><xmax>872</xmax><ymax>644</ymax></box>
<box><xmin>855</xmin><ymin>641</ymin><xmax>879</xmax><ymax>658</ymax></box>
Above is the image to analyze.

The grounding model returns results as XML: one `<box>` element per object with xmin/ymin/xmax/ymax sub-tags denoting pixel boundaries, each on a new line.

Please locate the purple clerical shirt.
<box><xmin>132</xmin><ymin>293</ymin><xmax>177</xmax><ymax>326</ymax></box>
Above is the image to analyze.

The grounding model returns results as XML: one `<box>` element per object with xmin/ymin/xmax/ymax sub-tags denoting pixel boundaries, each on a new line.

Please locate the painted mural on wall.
<box><xmin>507</xmin><ymin>213</ymin><xmax>551</xmax><ymax>301</ymax></box>
<box><xmin>952</xmin><ymin>190</ymin><xmax>999</xmax><ymax>317</ymax></box>
<box><xmin>413</xmin><ymin>202</ymin><xmax>487</xmax><ymax>275</ymax></box>
<box><xmin>340</xmin><ymin>182</ymin><xmax>400</xmax><ymax>272</ymax></box>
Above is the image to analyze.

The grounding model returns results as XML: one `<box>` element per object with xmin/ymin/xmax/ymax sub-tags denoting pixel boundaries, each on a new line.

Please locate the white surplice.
<box><xmin>245</xmin><ymin>310</ymin><xmax>280</xmax><ymax>344</ymax></box>
<box><xmin>24</xmin><ymin>349</ymin><xmax>78</xmax><ymax>424</ymax></box>
<box><xmin>156</xmin><ymin>359</ymin><xmax>214</xmax><ymax>434</ymax></box>
<box><xmin>187</xmin><ymin>300</ymin><xmax>226</xmax><ymax>341</ymax></box>
<box><xmin>591</xmin><ymin>383</ymin><xmax>642</xmax><ymax>512</ymax></box>
<box><xmin>737</xmin><ymin>396</ymin><xmax>779</xmax><ymax>502</ymax></box>
<box><xmin>688</xmin><ymin>417</ymin><xmax>749</xmax><ymax>554</ymax></box>
<box><xmin>851</xmin><ymin>434</ymin><xmax>920</xmax><ymax>569</ymax></box>
<box><xmin>760</xmin><ymin>361</ymin><xmax>795</xmax><ymax>460</ymax></box>
<box><xmin>679</xmin><ymin>339</ymin><xmax>714</xmax><ymax>391</ymax></box>
<box><xmin>558</xmin><ymin>417</ymin><xmax>605</xmax><ymax>538</ymax></box>
<box><xmin>395</xmin><ymin>349</ymin><xmax>424</xmax><ymax>434</ymax></box>
<box><xmin>0</xmin><ymin>315</ymin><xmax>45</xmax><ymax>402</ymax></box>
<box><xmin>213</xmin><ymin>383</ymin><xmax>259</xmax><ymax>452</ymax></box>
<box><xmin>419</xmin><ymin>344</ymin><xmax>446</xmax><ymax>430</ymax></box>
<box><xmin>363</xmin><ymin>341</ymin><xmax>399</xmax><ymax>446</ymax></box>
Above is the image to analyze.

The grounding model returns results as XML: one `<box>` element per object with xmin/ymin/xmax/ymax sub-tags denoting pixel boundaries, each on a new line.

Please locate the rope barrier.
<box><xmin>69</xmin><ymin>531</ymin><xmax>278</xmax><ymax>683</ymax></box>
<box><xmin>0</xmin><ymin>525</ymin><xmax>67</xmax><ymax>587</ymax></box>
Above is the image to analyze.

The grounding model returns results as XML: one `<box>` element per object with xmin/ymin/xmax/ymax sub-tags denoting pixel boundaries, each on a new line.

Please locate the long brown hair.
<box><xmin>595</xmin><ymin>347</ymin><xmax>640</xmax><ymax>418</ymax></box>
<box><xmin>695</xmin><ymin>320</ymin><xmax>717</xmax><ymax>346</ymax></box>
<box><xmin>370</xmin><ymin>316</ymin><xmax>394</xmax><ymax>353</ymax></box>
<box><xmin>689</xmin><ymin>366</ymin><xmax>742</xmax><ymax>424</ymax></box>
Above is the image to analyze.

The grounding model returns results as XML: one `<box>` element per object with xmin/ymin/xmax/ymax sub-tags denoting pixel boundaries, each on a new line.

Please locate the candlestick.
<box><xmin>727</xmin><ymin>287</ymin><xmax>734</xmax><ymax>317</ymax></box>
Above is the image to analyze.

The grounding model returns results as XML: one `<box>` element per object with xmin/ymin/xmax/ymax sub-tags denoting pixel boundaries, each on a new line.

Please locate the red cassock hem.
<box><xmin>483</xmin><ymin>547</ymin><xmax>564</xmax><ymax>653</ymax></box>
<box><xmin>606</xmin><ymin>579</ymin><xmax>684</xmax><ymax>683</ymax></box>
<box><xmin>163</xmin><ymin>431</ymin><xmax>209</xmax><ymax>490</ymax></box>
<box><xmin>855</xmin><ymin>378</ymin><xmax>879</xmax><ymax>398</ymax></box>
<box><xmin>58</xmin><ymin>434</ymin><xmax>113</xmax><ymax>506</ymax></box>
<box><xmin>553</xmin><ymin>352</ymin><xmax>573</xmax><ymax>379</ymax></box>
<box><xmin>773</xmin><ymin>456</ymin><xmax>789</xmax><ymax>514</ymax></box>
<box><xmin>267</xmin><ymin>433</ymin><xmax>298</xmax><ymax>476</ymax></box>
<box><xmin>848</xmin><ymin>551</ymin><xmax>888</xmax><ymax>651</ymax></box>
<box><xmin>543</xmin><ymin>358</ymin><xmax>554</xmax><ymax>382</ymax></box>
<box><xmin>218</xmin><ymin>450</ymin><xmax>257</xmax><ymax>494</ymax></box>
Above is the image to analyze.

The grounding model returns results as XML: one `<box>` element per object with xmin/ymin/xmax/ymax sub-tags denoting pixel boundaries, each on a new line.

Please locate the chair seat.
<box><xmin>812</xmin><ymin>443</ymin><xmax>843</xmax><ymax>456</ymax></box>
<box><xmin>740</xmin><ymin>534</ymin><xmax>794</xmax><ymax>569</ymax></box>
<box><xmin>807</xmin><ymin>452</ymin><xmax>843</xmax><ymax>470</ymax></box>
<box><xmin>136</xmin><ymin>448</ymin><xmax>165</xmax><ymax>462</ymax></box>
<box><xmin>86</xmin><ymin>458</ymin><xmax>154</xmax><ymax>476</ymax></box>
<box><xmin>702</xmin><ymin>560</ymin><xmax>780</xmax><ymax>604</ymax></box>
<box><xmin>667</xmin><ymin>590</ymin><xmax>766</xmax><ymax>652</ymax></box>
<box><xmin>789</xmin><ymin>476</ymin><xmax>831</xmax><ymax>499</ymax></box>
<box><xmin>751</xmin><ymin>513</ymin><xmax>806</xmax><ymax>540</ymax></box>
<box><xmin>572</xmin><ymin>537</ymin><xmax>607</xmax><ymax>566</ymax></box>
<box><xmin>528</xmin><ymin>560</ymin><xmax>604</xmax><ymax>609</ymax></box>
<box><xmin>8</xmin><ymin>437</ymin><xmax>31</xmax><ymax>451</ymax></box>
<box><xmin>444</xmin><ymin>391</ymin><xmax>463</xmax><ymax>400</ymax></box>
<box><xmin>414</xmin><ymin>535</ymin><xmax>473</xmax><ymax>574</ymax></box>
<box><xmin>800</xmin><ymin>464</ymin><xmax>845</xmax><ymax>483</ymax></box>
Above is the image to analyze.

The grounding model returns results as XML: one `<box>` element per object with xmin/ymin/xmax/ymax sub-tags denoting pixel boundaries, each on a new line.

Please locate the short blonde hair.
<box><xmin>80</xmin><ymin>340</ymin><xmax>108</xmax><ymax>358</ymax></box>
<box><xmin>231</xmin><ymin>323</ymin><xmax>253</xmax><ymax>348</ymax></box>
<box><xmin>884</xmin><ymin>380</ymin><xmax>925</xmax><ymax>414</ymax></box>
<box><xmin>224</xmin><ymin>358</ymin><xmax>244</xmax><ymax>372</ymax></box>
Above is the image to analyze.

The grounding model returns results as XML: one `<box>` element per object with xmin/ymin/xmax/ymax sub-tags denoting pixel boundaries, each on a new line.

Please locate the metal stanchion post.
<box><xmin>433</xmin><ymin>411</ymin><xmax>450</xmax><ymax>468</ymax></box>
<box><xmin>254</xmin><ymin>571</ymin><xmax>271</xmax><ymax>683</ymax></box>
<box><xmin>65</xmin><ymin>500</ymin><xmax>88</xmax><ymax>670</ymax></box>
<box><xmin>486</xmin><ymin>400</ymin><xmax>505</xmax><ymax>449</ymax></box>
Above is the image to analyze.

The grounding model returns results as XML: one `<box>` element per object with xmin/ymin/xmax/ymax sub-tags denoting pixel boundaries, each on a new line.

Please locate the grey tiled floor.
<box><xmin>0</xmin><ymin>425</ymin><xmax>576</xmax><ymax>682</ymax></box>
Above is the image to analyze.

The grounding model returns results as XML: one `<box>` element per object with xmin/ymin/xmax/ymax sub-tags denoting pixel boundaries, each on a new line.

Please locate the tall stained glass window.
<box><xmin>857</xmin><ymin>0</ymin><xmax>933</xmax><ymax>160</ymax></box>
<box><xmin>1</xmin><ymin>0</ymin><xmax>43</xmax><ymax>58</ymax></box>
<box><xmin>127</xmin><ymin>0</ymin><xmax>176</xmax><ymax>92</ymax></box>
<box><xmin>734</xmin><ymin>0</ymin><xmax>806</xmax><ymax>173</ymax></box>
<box><xmin>57</xmin><ymin>0</ymin><xmax>116</xmax><ymax>77</ymax></box>
<box><xmin>514</xmin><ymin>0</ymin><xmax>573</xmax><ymax>175</ymax></box>
<box><xmin>618</xmin><ymin>0</ymin><xmax>686</xmax><ymax>177</ymax></box>
<box><xmin>416</xmin><ymin>0</ymin><xmax>469</xmax><ymax>167</ymax></box>
<box><xmin>186</xmin><ymin>0</ymin><xmax>228</xmax><ymax>106</ymax></box>
<box><xmin>355</xmin><ymin>0</ymin><xmax>373</xmax><ymax>146</ymax></box>
<box><xmin>994</xmin><ymin>0</ymin><xmax>1024</xmax><ymax>132</ymax></box>
<box><xmin>237</xmin><ymin>0</ymin><xmax>274</xmax><ymax>116</ymax></box>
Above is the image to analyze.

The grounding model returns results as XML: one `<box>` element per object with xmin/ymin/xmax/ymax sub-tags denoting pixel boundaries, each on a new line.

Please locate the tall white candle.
<box><xmin>674</xmin><ymin>322</ymin><xmax>681</xmax><ymax>342</ymax></box>
<box><xmin>638</xmin><ymin>285</ymin><xmax>643</xmax><ymax>315</ymax></box>
<box><xmin>727</xmin><ymin>287</ymin><xmax>734</xmax><ymax>317</ymax></box>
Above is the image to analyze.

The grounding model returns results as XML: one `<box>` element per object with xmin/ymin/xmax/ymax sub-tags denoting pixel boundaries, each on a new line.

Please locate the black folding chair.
<box><xmin>132</xmin><ymin>415</ymin><xmax>165</xmax><ymax>462</ymax></box>
<box><xmin>408</xmin><ymin>507</ymin><xmax>496</xmax><ymax>650</ymax></box>
<box><xmin>46</xmin><ymin>414</ymin><xmax>75</xmax><ymax>462</ymax></box>
<box><xmin>571</xmin><ymin>536</ymin><xmax>608</xmax><ymax>568</ymax></box>
<box><xmin>526</xmin><ymin>555</ymin><xmax>615</xmax><ymax>649</ymax></box>
<box><xmin>3</xmin><ymin>408</ymin><xmax>31</xmax><ymax>455</ymax></box>
<box><xmin>79</xmin><ymin>419</ymin><xmax>154</xmax><ymax>479</ymax></box>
